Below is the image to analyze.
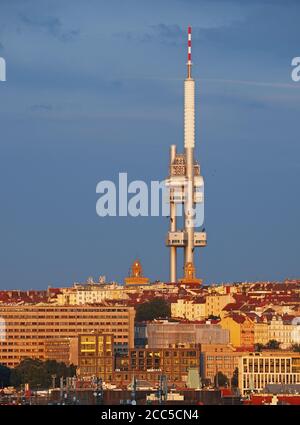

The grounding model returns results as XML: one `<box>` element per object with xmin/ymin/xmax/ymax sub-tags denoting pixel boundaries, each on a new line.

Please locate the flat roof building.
<box><xmin>147</xmin><ymin>321</ymin><xmax>230</xmax><ymax>349</ymax></box>
<box><xmin>238</xmin><ymin>352</ymin><xmax>300</xmax><ymax>395</ymax></box>
<box><xmin>0</xmin><ymin>304</ymin><xmax>135</xmax><ymax>367</ymax></box>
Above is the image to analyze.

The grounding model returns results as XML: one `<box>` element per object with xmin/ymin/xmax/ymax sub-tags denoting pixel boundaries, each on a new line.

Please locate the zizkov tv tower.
<box><xmin>166</xmin><ymin>26</ymin><xmax>207</xmax><ymax>285</ymax></box>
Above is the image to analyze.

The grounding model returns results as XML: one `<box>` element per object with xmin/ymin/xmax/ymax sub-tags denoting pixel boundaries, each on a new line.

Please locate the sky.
<box><xmin>0</xmin><ymin>0</ymin><xmax>299</xmax><ymax>289</ymax></box>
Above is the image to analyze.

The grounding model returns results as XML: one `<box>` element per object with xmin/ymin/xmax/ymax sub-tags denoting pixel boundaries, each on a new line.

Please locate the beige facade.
<box><xmin>238</xmin><ymin>352</ymin><xmax>300</xmax><ymax>395</ymax></box>
<box><xmin>205</xmin><ymin>294</ymin><xmax>234</xmax><ymax>318</ymax></box>
<box><xmin>268</xmin><ymin>317</ymin><xmax>293</xmax><ymax>349</ymax></box>
<box><xmin>254</xmin><ymin>321</ymin><xmax>269</xmax><ymax>345</ymax></box>
<box><xmin>200</xmin><ymin>343</ymin><xmax>242</xmax><ymax>385</ymax></box>
<box><xmin>0</xmin><ymin>304</ymin><xmax>135</xmax><ymax>367</ymax></box>
<box><xmin>56</xmin><ymin>284</ymin><xmax>128</xmax><ymax>305</ymax></box>
<box><xmin>171</xmin><ymin>299</ymin><xmax>206</xmax><ymax>320</ymax></box>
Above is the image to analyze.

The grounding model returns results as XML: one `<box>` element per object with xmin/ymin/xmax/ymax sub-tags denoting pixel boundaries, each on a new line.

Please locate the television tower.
<box><xmin>166</xmin><ymin>26</ymin><xmax>207</xmax><ymax>284</ymax></box>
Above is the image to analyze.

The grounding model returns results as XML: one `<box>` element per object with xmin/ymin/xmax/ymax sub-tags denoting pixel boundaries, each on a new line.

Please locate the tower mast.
<box><xmin>184</xmin><ymin>25</ymin><xmax>195</xmax><ymax>271</ymax></box>
<box><xmin>165</xmin><ymin>26</ymin><xmax>206</xmax><ymax>285</ymax></box>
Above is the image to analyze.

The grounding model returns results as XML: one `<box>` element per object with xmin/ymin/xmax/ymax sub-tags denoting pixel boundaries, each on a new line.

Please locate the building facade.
<box><xmin>200</xmin><ymin>343</ymin><xmax>243</xmax><ymax>385</ymax></box>
<box><xmin>220</xmin><ymin>314</ymin><xmax>254</xmax><ymax>348</ymax></box>
<box><xmin>238</xmin><ymin>352</ymin><xmax>300</xmax><ymax>395</ymax></box>
<box><xmin>77</xmin><ymin>333</ymin><xmax>114</xmax><ymax>382</ymax></box>
<box><xmin>147</xmin><ymin>321</ymin><xmax>230</xmax><ymax>349</ymax></box>
<box><xmin>171</xmin><ymin>299</ymin><xmax>206</xmax><ymax>320</ymax></box>
<box><xmin>113</xmin><ymin>346</ymin><xmax>201</xmax><ymax>387</ymax></box>
<box><xmin>0</xmin><ymin>304</ymin><xmax>135</xmax><ymax>367</ymax></box>
<box><xmin>205</xmin><ymin>294</ymin><xmax>234</xmax><ymax>318</ymax></box>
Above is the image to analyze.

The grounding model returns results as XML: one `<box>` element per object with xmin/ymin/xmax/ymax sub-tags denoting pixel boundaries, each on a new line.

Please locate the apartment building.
<box><xmin>205</xmin><ymin>294</ymin><xmax>234</xmax><ymax>318</ymax></box>
<box><xmin>0</xmin><ymin>304</ymin><xmax>135</xmax><ymax>367</ymax></box>
<box><xmin>171</xmin><ymin>298</ymin><xmax>206</xmax><ymax>320</ymax></box>
<box><xmin>220</xmin><ymin>314</ymin><xmax>254</xmax><ymax>348</ymax></box>
<box><xmin>77</xmin><ymin>333</ymin><xmax>114</xmax><ymax>381</ymax></box>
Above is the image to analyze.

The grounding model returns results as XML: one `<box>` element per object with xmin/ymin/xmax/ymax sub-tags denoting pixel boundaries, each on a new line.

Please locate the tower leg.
<box><xmin>185</xmin><ymin>147</ymin><xmax>195</xmax><ymax>269</ymax></box>
<box><xmin>170</xmin><ymin>200</ymin><xmax>177</xmax><ymax>283</ymax></box>
<box><xmin>170</xmin><ymin>246</ymin><xmax>177</xmax><ymax>283</ymax></box>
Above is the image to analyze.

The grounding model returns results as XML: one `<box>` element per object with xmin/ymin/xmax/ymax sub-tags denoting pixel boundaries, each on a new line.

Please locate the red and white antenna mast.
<box><xmin>187</xmin><ymin>25</ymin><xmax>192</xmax><ymax>78</ymax></box>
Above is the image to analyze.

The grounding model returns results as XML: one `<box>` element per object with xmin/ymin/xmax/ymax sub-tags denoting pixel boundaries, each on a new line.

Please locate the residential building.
<box><xmin>77</xmin><ymin>333</ymin><xmax>114</xmax><ymax>381</ymax></box>
<box><xmin>253</xmin><ymin>318</ymin><xmax>269</xmax><ymax>346</ymax></box>
<box><xmin>268</xmin><ymin>315</ymin><xmax>294</xmax><ymax>349</ymax></box>
<box><xmin>171</xmin><ymin>298</ymin><xmax>206</xmax><ymax>320</ymax></box>
<box><xmin>220</xmin><ymin>314</ymin><xmax>254</xmax><ymax>348</ymax></box>
<box><xmin>205</xmin><ymin>293</ymin><xmax>234</xmax><ymax>317</ymax></box>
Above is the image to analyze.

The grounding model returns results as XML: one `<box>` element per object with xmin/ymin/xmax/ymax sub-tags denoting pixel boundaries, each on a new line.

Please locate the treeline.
<box><xmin>135</xmin><ymin>298</ymin><xmax>171</xmax><ymax>322</ymax></box>
<box><xmin>0</xmin><ymin>358</ymin><xmax>76</xmax><ymax>389</ymax></box>
<box><xmin>255</xmin><ymin>340</ymin><xmax>300</xmax><ymax>352</ymax></box>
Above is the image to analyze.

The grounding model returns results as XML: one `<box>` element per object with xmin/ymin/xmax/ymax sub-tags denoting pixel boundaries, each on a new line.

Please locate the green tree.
<box><xmin>135</xmin><ymin>298</ymin><xmax>170</xmax><ymax>322</ymax></box>
<box><xmin>231</xmin><ymin>367</ymin><xmax>238</xmax><ymax>388</ymax></box>
<box><xmin>0</xmin><ymin>364</ymin><xmax>11</xmax><ymax>388</ymax></box>
<box><xmin>207</xmin><ymin>315</ymin><xmax>220</xmax><ymax>321</ymax></box>
<box><xmin>254</xmin><ymin>343</ymin><xmax>265</xmax><ymax>352</ymax></box>
<box><xmin>265</xmin><ymin>339</ymin><xmax>280</xmax><ymax>349</ymax></box>
<box><xmin>292</xmin><ymin>343</ymin><xmax>300</xmax><ymax>352</ymax></box>
<box><xmin>214</xmin><ymin>371</ymin><xmax>229</xmax><ymax>388</ymax></box>
<box><xmin>10</xmin><ymin>358</ymin><xmax>76</xmax><ymax>389</ymax></box>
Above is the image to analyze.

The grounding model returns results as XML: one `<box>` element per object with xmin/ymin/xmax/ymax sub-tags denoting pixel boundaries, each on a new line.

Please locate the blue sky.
<box><xmin>0</xmin><ymin>0</ymin><xmax>299</xmax><ymax>289</ymax></box>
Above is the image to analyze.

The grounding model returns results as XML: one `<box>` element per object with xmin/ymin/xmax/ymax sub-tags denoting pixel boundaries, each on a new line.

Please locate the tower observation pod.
<box><xmin>165</xmin><ymin>26</ymin><xmax>207</xmax><ymax>285</ymax></box>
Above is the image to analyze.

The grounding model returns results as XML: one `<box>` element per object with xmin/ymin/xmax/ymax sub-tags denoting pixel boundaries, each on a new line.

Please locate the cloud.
<box><xmin>114</xmin><ymin>24</ymin><xmax>185</xmax><ymax>46</ymax></box>
<box><xmin>19</xmin><ymin>13</ymin><xmax>80</xmax><ymax>42</ymax></box>
<box><xmin>201</xmin><ymin>78</ymin><xmax>300</xmax><ymax>90</ymax></box>
<box><xmin>30</xmin><ymin>104</ymin><xmax>53</xmax><ymax>112</ymax></box>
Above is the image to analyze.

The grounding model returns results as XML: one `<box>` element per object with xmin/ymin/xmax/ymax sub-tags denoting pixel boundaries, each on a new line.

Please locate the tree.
<box><xmin>265</xmin><ymin>339</ymin><xmax>280</xmax><ymax>349</ymax></box>
<box><xmin>214</xmin><ymin>371</ymin><xmax>229</xmax><ymax>388</ymax></box>
<box><xmin>207</xmin><ymin>315</ymin><xmax>220</xmax><ymax>321</ymax></box>
<box><xmin>231</xmin><ymin>367</ymin><xmax>238</xmax><ymax>388</ymax></box>
<box><xmin>135</xmin><ymin>298</ymin><xmax>171</xmax><ymax>322</ymax></box>
<box><xmin>254</xmin><ymin>343</ymin><xmax>265</xmax><ymax>352</ymax></box>
<box><xmin>292</xmin><ymin>343</ymin><xmax>300</xmax><ymax>353</ymax></box>
<box><xmin>0</xmin><ymin>364</ymin><xmax>10</xmax><ymax>388</ymax></box>
<box><xmin>10</xmin><ymin>358</ymin><xmax>76</xmax><ymax>389</ymax></box>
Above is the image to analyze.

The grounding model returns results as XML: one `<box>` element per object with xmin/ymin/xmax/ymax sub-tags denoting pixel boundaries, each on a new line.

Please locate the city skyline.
<box><xmin>1</xmin><ymin>0</ymin><xmax>300</xmax><ymax>289</ymax></box>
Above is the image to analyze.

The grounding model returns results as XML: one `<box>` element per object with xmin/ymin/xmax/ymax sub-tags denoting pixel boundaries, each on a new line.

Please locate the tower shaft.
<box><xmin>184</xmin><ymin>77</ymin><xmax>195</xmax><ymax>266</ymax></box>
<box><xmin>170</xmin><ymin>145</ymin><xmax>177</xmax><ymax>283</ymax></box>
<box><xmin>165</xmin><ymin>26</ymin><xmax>206</xmax><ymax>285</ymax></box>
